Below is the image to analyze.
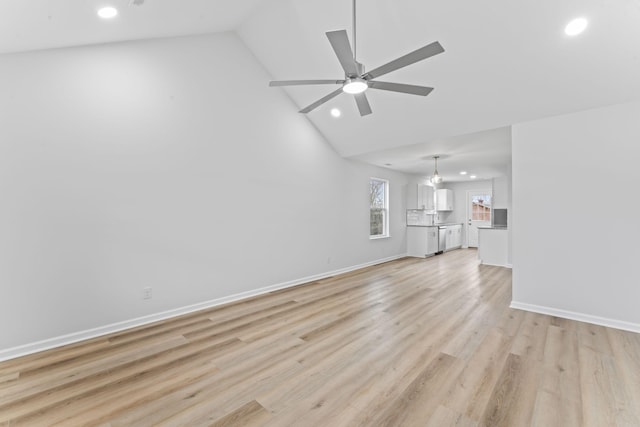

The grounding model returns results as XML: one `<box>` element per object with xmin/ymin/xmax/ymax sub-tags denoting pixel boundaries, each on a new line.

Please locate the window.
<box><xmin>471</xmin><ymin>194</ymin><xmax>491</xmax><ymax>222</ymax></box>
<box><xmin>370</xmin><ymin>178</ymin><xmax>389</xmax><ymax>238</ymax></box>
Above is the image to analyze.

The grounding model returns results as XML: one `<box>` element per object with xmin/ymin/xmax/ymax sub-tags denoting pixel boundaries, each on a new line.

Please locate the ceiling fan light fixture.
<box><xmin>342</xmin><ymin>78</ymin><xmax>368</xmax><ymax>94</ymax></box>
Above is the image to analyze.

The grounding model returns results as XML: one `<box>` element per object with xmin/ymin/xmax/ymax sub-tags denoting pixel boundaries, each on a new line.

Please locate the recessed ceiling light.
<box><xmin>98</xmin><ymin>6</ymin><xmax>118</xmax><ymax>19</ymax></box>
<box><xmin>460</xmin><ymin>171</ymin><xmax>467</xmax><ymax>175</ymax></box>
<box><xmin>330</xmin><ymin>108</ymin><xmax>341</xmax><ymax>118</ymax></box>
<box><xmin>470</xmin><ymin>175</ymin><xmax>477</xmax><ymax>179</ymax></box>
<box><xmin>565</xmin><ymin>17</ymin><xmax>588</xmax><ymax>36</ymax></box>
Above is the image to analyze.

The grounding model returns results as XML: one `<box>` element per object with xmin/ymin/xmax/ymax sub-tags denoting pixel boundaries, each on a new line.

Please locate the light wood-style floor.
<box><xmin>1</xmin><ymin>249</ymin><xmax>640</xmax><ymax>426</ymax></box>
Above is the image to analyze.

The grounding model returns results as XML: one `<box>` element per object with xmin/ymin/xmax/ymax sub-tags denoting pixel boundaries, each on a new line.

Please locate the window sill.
<box><xmin>370</xmin><ymin>235</ymin><xmax>390</xmax><ymax>240</ymax></box>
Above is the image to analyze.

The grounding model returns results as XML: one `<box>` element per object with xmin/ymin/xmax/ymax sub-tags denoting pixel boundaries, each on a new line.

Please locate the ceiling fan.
<box><xmin>269</xmin><ymin>0</ymin><xmax>445</xmax><ymax>116</ymax></box>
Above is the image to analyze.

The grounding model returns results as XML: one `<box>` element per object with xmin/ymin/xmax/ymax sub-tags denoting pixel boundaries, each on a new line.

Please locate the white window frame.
<box><xmin>369</xmin><ymin>177</ymin><xmax>390</xmax><ymax>239</ymax></box>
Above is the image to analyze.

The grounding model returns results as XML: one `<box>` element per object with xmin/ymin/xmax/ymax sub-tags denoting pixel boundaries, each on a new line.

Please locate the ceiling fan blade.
<box><xmin>366</xmin><ymin>41</ymin><xmax>444</xmax><ymax>80</ymax></box>
<box><xmin>299</xmin><ymin>88</ymin><xmax>343</xmax><ymax>114</ymax></box>
<box><xmin>326</xmin><ymin>30</ymin><xmax>359</xmax><ymax>77</ymax></box>
<box><xmin>354</xmin><ymin>93</ymin><xmax>372</xmax><ymax>116</ymax></box>
<box><xmin>269</xmin><ymin>79</ymin><xmax>344</xmax><ymax>87</ymax></box>
<box><xmin>368</xmin><ymin>81</ymin><xmax>434</xmax><ymax>96</ymax></box>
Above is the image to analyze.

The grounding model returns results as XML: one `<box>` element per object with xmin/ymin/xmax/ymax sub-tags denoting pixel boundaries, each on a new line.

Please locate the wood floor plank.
<box><xmin>528</xmin><ymin>324</ymin><xmax>584</xmax><ymax>426</ymax></box>
<box><xmin>443</xmin><ymin>330</ymin><xmax>513</xmax><ymax>421</ymax></box>
<box><xmin>538</xmin><ymin>325</ymin><xmax>582</xmax><ymax>404</ymax></box>
<box><xmin>531</xmin><ymin>389</ymin><xmax>583</xmax><ymax>427</ymax></box>
<box><xmin>368</xmin><ymin>353</ymin><xmax>464</xmax><ymax>426</ymax></box>
<box><xmin>480</xmin><ymin>352</ymin><xmax>541</xmax><ymax>427</ymax></box>
<box><xmin>578</xmin><ymin>322</ymin><xmax>615</xmax><ymax>356</ymax></box>
<box><xmin>0</xmin><ymin>338</ymin><xmax>111</xmax><ymax>381</ymax></box>
<box><xmin>1</xmin><ymin>249</ymin><xmax>639</xmax><ymax>426</ymax></box>
<box><xmin>207</xmin><ymin>400</ymin><xmax>272</xmax><ymax>427</ymax></box>
<box><xmin>426</xmin><ymin>405</ymin><xmax>478</xmax><ymax>427</ymax></box>
<box><xmin>104</xmin><ymin>343</ymin><xmax>305</xmax><ymax>425</ymax></box>
<box><xmin>510</xmin><ymin>311</ymin><xmax>551</xmax><ymax>361</ymax></box>
<box><xmin>606</xmin><ymin>327</ymin><xmax>640</xmax><ymax>422</ymax></box>
<box><xmin>0</xmin><ymin>371</ymin><xmax>19</xmax><ymax>385</ymax></box>
<box><xmin>341</xmin><ymin>279</ymin><xmax>508</xmax><ymax>425</ymax></box>
<box><xmin>14</xmin><ymin>338</ymin><xmax>244</xmax><ymax>425</ymax></box>
<box><xmin>494</xmin><ymin>306</ymin><xmax>524</xmax><ymax>337</ymax></box>
<box><xmin>0</xmin><ymin>335</ymin><xmax>189</xmax><ymax>411</ymax></box>
<box><xmin>579</xmin><ymin>343</ymin><xmax>640</xmax><ymax>426</ymax></box>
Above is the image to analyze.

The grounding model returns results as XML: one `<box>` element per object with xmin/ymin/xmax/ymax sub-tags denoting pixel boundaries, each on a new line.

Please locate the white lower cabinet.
<box><xmin>407</xmin><ymin>226</ymin><xmax>439</xmax><ymax>257</ymax></box>
<box><xmin>408</xmin><ymin>224</ymin><xmax>462</xmax><ymax>257</ymax></box>
<box><xmin>454</xmin><ymin>225</ymin><xmax>462</xmax><ymax>247</ymax></box>
<box><xmin>426</xmin><ymin>228</ymin><xmax>439</xmax><ymax>255</ymax></box>
<box><xmin>445</xmin><ymin>225</ymin><xmax>462</xmax><ymax>251</ymax></box>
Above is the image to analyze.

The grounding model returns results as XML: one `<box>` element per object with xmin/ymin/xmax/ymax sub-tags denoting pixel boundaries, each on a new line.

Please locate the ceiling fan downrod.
<box><xmin>352</xmin><ymin>0</ymin><xmax>357</xmax><ymax>62</ymax></box>
<box><xmin>352</xmin><ymin>0</ymin><xmax>365</xmax><ymax>75</ymax></box>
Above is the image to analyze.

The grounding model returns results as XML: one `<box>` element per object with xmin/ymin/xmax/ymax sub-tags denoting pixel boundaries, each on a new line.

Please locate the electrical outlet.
<box><xmin>143</xmin><ymin>287</ymin><xmax>152</xmax><ymax>300</ymax></box>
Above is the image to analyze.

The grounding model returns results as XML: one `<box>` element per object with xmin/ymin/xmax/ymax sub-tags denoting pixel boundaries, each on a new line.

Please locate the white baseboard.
<box><xmin>510</xmin><ymin>301</ymin><xmax>640</xmax><ymax>334</ymax></box>
<box><xmin>480</xmin><ymin>261</ymin><xmax>512</xmax><ymax>269</ymax></box>
<box><xmin>0</xmin><ymin>253</ymin><xmax>407</xmax><ymax>362</ymax></box>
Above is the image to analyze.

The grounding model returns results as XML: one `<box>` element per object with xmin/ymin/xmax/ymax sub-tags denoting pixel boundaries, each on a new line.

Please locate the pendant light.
<box><xmin>430</xmin><ymin>155</ymin><xmax>443</xmax><ymax>185</ymax></box>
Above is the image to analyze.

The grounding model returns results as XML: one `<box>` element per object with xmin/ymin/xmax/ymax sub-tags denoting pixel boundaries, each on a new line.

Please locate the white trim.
<box><xmin>510</xmin><ymin>301</ymin><xmax>640</xmax><ymax>334</ymax></box>
<box><xmin>0</xmin><ymin>253</ymin><xmax>407</xmax><ymax>362</ymax></box>
<box><xmin>369</xmin><ymin>234</ymin><xmax>390</xmax><ymax>240</ymax></box>
<box><xmin>480</xmin><ymin>261</ymin><xmax>512</xmax><ymax>269</ymax></box>
<box><xmin>370</xmin><ymin>177</ymin><xmax>389</xmax><ymax>238</ymax></box>
<box><xmin>465</xmin><ymin>189</ymin><xmax>492</xmax><ymax>248</ymax></box>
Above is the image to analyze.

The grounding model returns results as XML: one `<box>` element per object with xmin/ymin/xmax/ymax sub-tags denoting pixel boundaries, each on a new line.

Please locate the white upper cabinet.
<box><xmin>436</xmin><ymin>189</ymin><xmax>454</xmax><ymax>211</ymax></box>
<box><xmin>417</xmin><ymin>184</ymin><xmax>435</xmax><ymax>210</ymax></box>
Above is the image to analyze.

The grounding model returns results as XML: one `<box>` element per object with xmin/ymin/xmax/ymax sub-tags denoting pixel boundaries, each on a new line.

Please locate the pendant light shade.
<box><xmin>430</xmin><ymin>156</ymin><xmax>443</xmax><ymax>185</ymax></box>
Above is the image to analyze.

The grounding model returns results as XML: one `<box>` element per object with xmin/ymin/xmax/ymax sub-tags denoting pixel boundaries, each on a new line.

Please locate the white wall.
<box><xmin>0</xmin><ymin>32</ymin><xmax>409</xmax><ymax>354</ymax></box>
<box><xmin>492</xmin><ymin>176</ymin><xmax>509</xmax><ymax>210</ymax></box>
<box><xmin>512</xmin><ymin>100</ymin><xmax>640</xmax><ymax>330</ymax></box>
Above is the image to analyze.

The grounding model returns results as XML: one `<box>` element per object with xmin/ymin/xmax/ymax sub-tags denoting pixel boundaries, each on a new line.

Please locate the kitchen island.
<box><xmin>477</xmin><ymin>226</ymin><xmax>510</xmax><ymax>267</ymax></box>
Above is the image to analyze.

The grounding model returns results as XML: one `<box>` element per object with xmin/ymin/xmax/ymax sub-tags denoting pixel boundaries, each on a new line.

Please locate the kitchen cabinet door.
<box><xmin>454</xmin><ymin>225</ymin><xmax>462</xmax><ymax>247</ymax></box>
<box><xmin>417</xmin><ymin>184</ymin><xmax>435</xmax><ymax>210</ymax></box>
<box><xmin>436</xmin><ymin>189</ymin><xmax>454</xmax><ymax>211</ymax></box>
<box><xmin>445</xmin><ymin>225</ymin><xmax>462</xmax><ymax>250</ymax></box>
<box><xmin>426</xmin><ymin>227</ymin><xmax>439</xmax><ymax>254</ymax></box>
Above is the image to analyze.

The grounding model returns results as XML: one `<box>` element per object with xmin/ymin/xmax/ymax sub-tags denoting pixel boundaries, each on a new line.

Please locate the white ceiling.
<box><xmin>3</xmin><ymin>0</ymin><xmax>640</xmax><ymax>180</ymax></box>
<box><xmin>0</xmin><ymin>0</ymin><xmax>268</xmax><ymax>54</ymax></box>
<box><xmin>353</xmin><ymin>127</ymin><xmax>512</xmax><ymax>183</ymax></box>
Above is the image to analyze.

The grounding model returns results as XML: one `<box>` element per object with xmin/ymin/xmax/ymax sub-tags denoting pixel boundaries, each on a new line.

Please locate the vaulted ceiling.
<box><xmin>2</xmin><ymin>0</ymin><xmax>640</xmax><ymax>181</ymax></box>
